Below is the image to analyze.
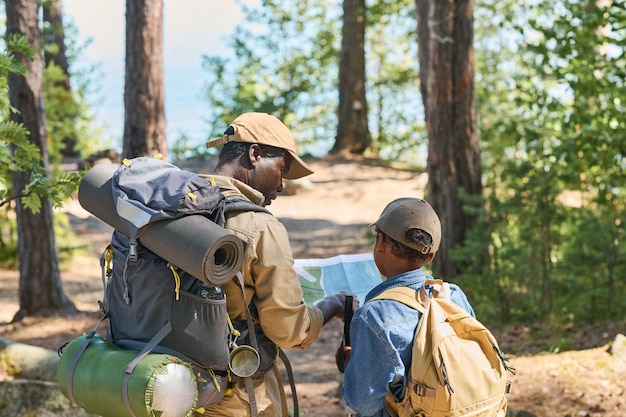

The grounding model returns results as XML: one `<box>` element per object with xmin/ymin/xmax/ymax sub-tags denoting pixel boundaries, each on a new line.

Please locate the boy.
<box><xmin>340</xmin><ymin>197</ymin><xmax>475</xmax><ymax>417</ymax></box>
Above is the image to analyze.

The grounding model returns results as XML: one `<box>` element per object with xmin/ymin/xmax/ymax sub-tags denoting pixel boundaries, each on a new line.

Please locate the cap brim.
<box><xmin>284</xmin><ymin>151</ymin><xmax>314</xmax><ymax>180</ymax></box>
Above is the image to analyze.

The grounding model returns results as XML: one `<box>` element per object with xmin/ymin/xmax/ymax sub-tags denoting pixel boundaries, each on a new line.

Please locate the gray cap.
<box><xmin>371</xmin><ymin>197</ymin><xmax>441</xmax><ymax>254</ymax></box>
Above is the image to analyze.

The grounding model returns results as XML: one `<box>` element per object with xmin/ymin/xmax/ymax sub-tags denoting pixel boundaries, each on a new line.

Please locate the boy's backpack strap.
<box><xmin>371</xmin><ymin>287</ymin><xmax>426</xmax><ymax>313</ymax></box>
<box><xmin>423</xmin><ymin>279</ymin><xmax>451</xmax><ymax>300</ymax></box>
<box><xmin>370</xmin><ymin>279</ymin><xmax>452</xmax><ymax>313</ymax></box>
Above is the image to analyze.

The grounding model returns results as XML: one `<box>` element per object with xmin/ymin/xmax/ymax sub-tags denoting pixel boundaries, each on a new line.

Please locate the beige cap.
<box><xmin>206</xmin><ymin>112</ymin><xmax>314</xmax><ymax>180</ymax></box>
<box><xmin>371</xmin><ymin>197</ymin><xmax>441</xmax><ymax>254</ymax></box>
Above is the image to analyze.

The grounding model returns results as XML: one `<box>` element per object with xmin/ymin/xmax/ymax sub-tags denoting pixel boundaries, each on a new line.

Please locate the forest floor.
<box><xmin>1</xmin><ymin>155</ymin><xmax>625</xmax><ymax>417</ymax></box>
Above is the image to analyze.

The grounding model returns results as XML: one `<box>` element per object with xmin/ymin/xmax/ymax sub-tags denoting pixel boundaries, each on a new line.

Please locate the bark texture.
<box><xmin>416</xmin><ymin>0</ymin><xmax>482</xmax><ymax>278</ymax></box>
<box><xmin>123</xmin><ymin>0</ymin><xmax>167</xmax><ymax>159</ymax></box>
<box><xmin>333</xmin><ymin>0</ymin><xmax>372</xmax><ymax>155</ymax></box>
<box><xmin>6</xmin><ymin>0</ymin><xmax>77</xmax><ymax>321</ymax></box>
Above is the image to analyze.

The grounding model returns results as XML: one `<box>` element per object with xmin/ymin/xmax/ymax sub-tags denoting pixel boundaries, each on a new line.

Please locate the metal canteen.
<box><xmin>228</xmin><ymin>345</ymin><xmax>260</xmax><ymax>378</ymax></box>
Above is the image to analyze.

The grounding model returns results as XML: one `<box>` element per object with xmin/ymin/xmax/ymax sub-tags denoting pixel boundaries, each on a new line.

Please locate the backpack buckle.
<box><xmin>414</xmin><ymin>384</ymin><xmax>435</xmax><ymax>398</ymax></box>
<box><xmin>129</xmin><ymin>241</ymin><xmax>137</xmax><ymax>262</ymax></box>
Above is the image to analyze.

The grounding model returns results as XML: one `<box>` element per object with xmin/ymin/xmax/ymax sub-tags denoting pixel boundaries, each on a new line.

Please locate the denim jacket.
<box><xmin>341</xmin><ymin>269</ymin><xmax>475</xmax><ymax>417</ymax></box>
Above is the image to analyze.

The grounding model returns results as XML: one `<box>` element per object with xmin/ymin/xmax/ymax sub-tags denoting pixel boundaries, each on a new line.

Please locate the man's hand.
<box><xmin>313</xmin><ymin>291</ymin><xmax>359</xmax><ymax>324</ymax></box>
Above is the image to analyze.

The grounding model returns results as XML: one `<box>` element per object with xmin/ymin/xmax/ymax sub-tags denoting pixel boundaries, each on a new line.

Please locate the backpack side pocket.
<box><xmin>170</xmin><ymin>289</ymin><xmax>231</xmax><ymax>370</ymax></box>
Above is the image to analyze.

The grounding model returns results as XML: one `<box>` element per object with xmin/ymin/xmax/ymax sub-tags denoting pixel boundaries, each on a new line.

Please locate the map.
<box><xmin>294</xmin><ymin>253</ymin><xmax>382</xmax><ymax>304</ymax></box>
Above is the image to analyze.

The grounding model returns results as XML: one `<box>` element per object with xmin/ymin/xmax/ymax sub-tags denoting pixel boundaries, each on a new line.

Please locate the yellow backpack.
<box><xmin>372</xmin><ymin>280</ymin><xmax>515</xmax><ymax>417</ymax></box>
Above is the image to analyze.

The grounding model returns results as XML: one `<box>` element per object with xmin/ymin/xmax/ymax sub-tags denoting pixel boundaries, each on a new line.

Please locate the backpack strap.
<box><xmin>224</xmin><ymin>201</ymin><xmax>299</xmax><ymax>417</ymax></box>
<box><xmin>370</xmin><ymin>287</ymin><xmax>427</xmax><ymax>313</ymax></box>
<box><xmin>64</xmin><ymin>314</ymin><xmax>108</xmax><ymax>405</ymax></box>
<box><xmin>234</xmin><ymin>271</ymin><xmax>260</xmax><ymax>417</ymax></box>
<box><xmin>371</xmin><ymin>281</ymin><xmax>452</xmax><ymax>408</ymax></box>
<box><xmin>277</xmin><ymin>348</ymin><xmax>298</xmax><ymax>417</ymax></box>
<box><xmin>370</xmin><ymin>279</ymin><xmax>452</xmax><ymax>312</ymax></box>
<box><xmin>223</xmin><ymin>196</ymin><xmax>271</xmax><ymax>215</ymax></box>
<box><xmin>121</xmin><ymin>322</ymin><xmax>173</xmax><ymax>417</ymax></box>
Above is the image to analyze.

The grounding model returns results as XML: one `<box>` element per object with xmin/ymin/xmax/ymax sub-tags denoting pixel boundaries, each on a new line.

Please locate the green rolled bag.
<box><xmin>57</xmin><ymin>333</ymin><xmax>198</xmax><ymax>417</ymax></box>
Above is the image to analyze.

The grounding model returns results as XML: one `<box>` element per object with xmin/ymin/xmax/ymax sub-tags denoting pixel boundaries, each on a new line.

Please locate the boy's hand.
<box><xmin>335</xmin><ymin>343</ymin><xmax>352</xmax><ymax>373</ymax></box>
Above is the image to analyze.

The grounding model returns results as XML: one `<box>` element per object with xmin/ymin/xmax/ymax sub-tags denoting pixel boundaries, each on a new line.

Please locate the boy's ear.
<box><xmin>423</xmin><ymin>252</ymin><xmax>436</xmax><ymax>265</ymax></box>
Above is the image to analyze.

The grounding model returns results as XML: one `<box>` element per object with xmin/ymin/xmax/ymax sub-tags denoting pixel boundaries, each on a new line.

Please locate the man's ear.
<box><xmin>247</xmin><ymin>144</ymin><xmax>262</xmax><ymax>168</ymax></box>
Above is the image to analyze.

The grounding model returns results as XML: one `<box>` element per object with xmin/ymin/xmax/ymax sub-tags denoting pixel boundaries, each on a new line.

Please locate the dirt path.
<box><xmin>1</xmin><ymin>156</ymin><xmax>625</xmax><ymax>417</ymax></box>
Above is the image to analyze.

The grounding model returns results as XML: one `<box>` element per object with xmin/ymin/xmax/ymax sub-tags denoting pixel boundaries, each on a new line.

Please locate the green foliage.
<box><xmin>202</xmin><ymin>0</ymin><xmax>341</xmax><ymax>154</ymax></box>
<box><xmin>202</xmin><ymin>0</ymin><xmax>623</xmax><ymax>328</ymax></box>
<box><xmin>54</xmin><ymin>210</ymin><xmax>90</xmax><ymax>264</ymax></box>
<box><xmin>169</xmin><ymin>131</ymin><xmax>217</xmax><ymax>163</ymax></box>
<box><xmin>0</xmin><ymin>27</ymin><xmax>83</xmax><ymax>267</ymax></box>
<box><xmin>42</xmin><ymin>12</ymin><xmax>108</xmax><ymax>162</ymax></box>
<box><xmin>0</xmin><ymin>34</ymin><xmax>33</xmax><ymax>116</ymax></box>
<box><xmin>366</xmin><ymin>0</ymin><xmax>425</xmax><ymax>163</ymax></box>
<box><xmin>463</xmin><ymin>0</ymin><xmax>626</xmax><ymax>327</ymax></box>
<box><xmin>202</xmin><ymin>0</ymin><xmax>425</xmax><ymax>161</ymax></box>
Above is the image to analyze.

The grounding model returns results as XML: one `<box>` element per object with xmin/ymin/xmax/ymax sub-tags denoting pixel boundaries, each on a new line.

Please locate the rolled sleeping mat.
<box><xmin>57</xmin><ymin>334</ymin><xmax>198</xmax><ymax>417</ymax></box>
<box><xmin>77</xmin><ymin>163</ymin><xmax>244</xmax><ymax>286</ymax></box>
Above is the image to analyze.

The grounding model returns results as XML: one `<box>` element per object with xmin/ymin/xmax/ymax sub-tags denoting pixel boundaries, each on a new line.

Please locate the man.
<box><xmin>340</xmin><ymin>197</ymin><xmax>475</xmax><ymax>417</ymax></box>
<box><xmin>203</xmin><ymin>112</ymin><xmax>354</xmax><ymax>416</ymax></box>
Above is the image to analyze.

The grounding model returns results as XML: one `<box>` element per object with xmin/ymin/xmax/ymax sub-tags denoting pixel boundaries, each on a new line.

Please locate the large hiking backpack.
<box><xmin>58</xmin><ymin>157</ymin><xmax>290</xmax><ymax>417</ymax></box>
<box><xmin>371</xmin><ymin>280</ymin><xmax>515</xmax><ymax>417</ymax></box>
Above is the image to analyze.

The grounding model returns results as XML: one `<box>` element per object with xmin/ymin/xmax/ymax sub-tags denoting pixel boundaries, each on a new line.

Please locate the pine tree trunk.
<box><xmin>123</xmin><ymin>0</ymin><xmax>168</xmax><ymax>160</ymax></box>
<box><xmin>417</xmin><ymin>0</ymin><xmax>483</xmax><ymax>279</ymax></box>
<box><xmin>333</xmin><ymin>0</ymin><xmax>371</xmax><ymax>155</ymax></box>
<box><xmin>6</xmin><ymin>0</ymin><xmax>77</xmax><ymax>321</ymax></box>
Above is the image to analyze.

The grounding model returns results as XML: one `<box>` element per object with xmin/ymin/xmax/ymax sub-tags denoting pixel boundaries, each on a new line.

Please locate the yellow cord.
<box><xmin>104</xmin><ymin>247</ymin><xmax>113</xmax><ymax>277</ymax></box>
<box><xmin>208</xmin><ymin>369</ymin><xmax>221</xmax><ymax>392</ymax></box>
<box><xmin>226</xmin><ymin>315</ymin><xmax>240</xmax><ymax>337</ymax></box>
<box><xmin>169</xmin><ymin>265</ymin><xmax>181</xmax><ymax>300</ymax></box>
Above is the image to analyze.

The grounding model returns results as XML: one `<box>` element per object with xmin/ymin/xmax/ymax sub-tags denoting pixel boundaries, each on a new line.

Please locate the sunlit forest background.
<box><xmin>1</xmin><ymin>0</ymin><xmax>624</xmax><ymax>334</ymax></box>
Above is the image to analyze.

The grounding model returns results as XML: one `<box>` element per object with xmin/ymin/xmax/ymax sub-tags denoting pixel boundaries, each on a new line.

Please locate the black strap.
<box><xmin>65</xmin><ymin>314</ymin><xmax>108</xmax><ymax>405</ymax></box>
<box><xmin>224</xmin><ymin>196</ymin><xmax>271</xmax><ymax>215</ymax></box>
<box><xmin>122</xmin><ymin>322</ymin><xmax>173</xmax><ymax>417</ymax></box>
<box><xmin>279</xmin><ymin>348</ymin><xmax>299</xmax><ymax>417</ymax></box>
<box><xmin>344</xmin><ymin>295</ymin><xmax>354</xmax><ymax>347</ymax></box>
<box><xmin>235</xmin><ymin>272</ymin><xmax>259</xmax><ymax>417</ymax></box>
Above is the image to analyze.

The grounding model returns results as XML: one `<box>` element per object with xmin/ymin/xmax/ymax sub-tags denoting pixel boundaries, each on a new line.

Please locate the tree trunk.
<box><xmin>332</xmin><ymin>0</ymin><xmax>372</xmax><ymax>155</ymax></box>
<box><xmin>416</xmin><ymin>0</ymin><xmax>482</xmax><ymax>279</ymax></box>
<box><xmin>123</xmin><ymin>0</ymin><xmax>167</xmax><ymax>160</ymax></box>
<box><xmin>43</xmin><ymin>0</ymin><xmax>78</xmax><ymax>158</ymax></box>
<box><xmin>5</xmin><ymin>0</ymin><xmax>77</xmax><ymax>321</ymax></box>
